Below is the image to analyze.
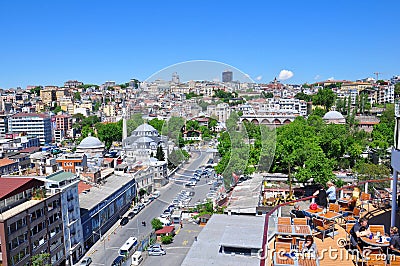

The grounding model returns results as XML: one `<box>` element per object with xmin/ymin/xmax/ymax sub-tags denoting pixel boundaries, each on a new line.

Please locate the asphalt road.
<box><xmin>83</xmin><ymin>150</ymin><xmax>212</xmax><ymax>266</ymax></box>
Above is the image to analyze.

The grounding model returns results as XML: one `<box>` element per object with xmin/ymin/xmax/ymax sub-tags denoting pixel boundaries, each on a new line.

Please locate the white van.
<box><xmin>131</xmin><ymin>251</ymin><xmax>143</xmax><ymax>265</ymax></box>
<box><xmin>152</xmin><ymin>191</ymin><xmax>160</xmax><ymax>198</ymax></box>
<box><xmin>158</xmin><ymin>217</ymin><xmax>171</xmax><ymax>226</ymax></box>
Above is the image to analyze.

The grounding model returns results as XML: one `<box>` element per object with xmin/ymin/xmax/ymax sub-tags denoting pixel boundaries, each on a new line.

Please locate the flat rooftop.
<box><xmin>1</xmin><ymin>199</ymin><xmax>42</xmax><ymax>221</ymax></box>
<box><xmin>79</xmin><ymin>174</ymin><xmax>134</xmax><ymax>210</ymax></box>
<box><xmin>226</xmin><ymin>174</ymin><xmax>263</xmax><ymax>214</ymax></box>
<box><xmin>181</xmin><ymin>214</ymin><xmax>264</xmax><ymax>266</ymax></box>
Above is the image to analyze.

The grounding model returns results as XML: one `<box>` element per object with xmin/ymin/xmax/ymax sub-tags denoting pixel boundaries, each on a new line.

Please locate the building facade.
<box><xmin>0</xmin><ymin>178</ymin><xmax>65</xmax><ymax>266</ymax></box>
<box><xmin>8</xmin><ymin>113</ymin><xmax>52</xmax><ymax>145</ymax></box>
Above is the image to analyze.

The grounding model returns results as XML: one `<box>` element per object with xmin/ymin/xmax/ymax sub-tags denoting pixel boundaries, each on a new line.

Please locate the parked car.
<box><xmin>120</xmin><ymin>217</ymin><xmax>129</xmax><ymax>226</ymax></box>
<box><xmin>132</xmin><ymin>206</ymin><xmax>140</xmax><ymax>214</ymax></box>
<box><xmin>138</xmin><ymin>203</ymin><xmax>145</xmax><ymax>210</ymax></box>
<box><xmin>128</xmin><ymin>212</ymin><xmax>135</xmax><ymax>219</ymax></box>
<box><xmin>143</xmin><ymin>199</ymin><xmax>151</xmax><ymax>205</ymax></box>
<box><xmin>80</xmin><ymin>257</ymin><xmax>92</xmax><ymax>265</ymax></box>
<box><xmin>148</xmin><ymin>247</ymin><xmax>166</xmax><ymax>256</ymax></box>
<box><xmin>149</xmin><ymin>243</ymin><xmax>162</xmax><ymax>250</ymax></box>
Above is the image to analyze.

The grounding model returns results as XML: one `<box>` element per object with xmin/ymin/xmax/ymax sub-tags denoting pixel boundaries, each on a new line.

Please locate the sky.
<box><xmin>0</xmin><ymin>0</ymin><xmax>399</xmax><ymax>88</ymax></box>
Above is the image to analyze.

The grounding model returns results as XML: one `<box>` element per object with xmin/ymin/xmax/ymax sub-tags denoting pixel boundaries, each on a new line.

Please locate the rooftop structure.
<box><xmin>182</xmin><ymin>214</ymin><xmax>264</xmax><ymax>266</ymax></box>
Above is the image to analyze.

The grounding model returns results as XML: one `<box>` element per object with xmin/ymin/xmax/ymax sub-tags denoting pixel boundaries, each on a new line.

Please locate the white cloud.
<box><xmin>278</xmin><ymin>70</ymin><xmax>294</xmax><ymax>80</ymax></box>
<box><xmin>314</xmin><ymin>75</ymin><xmax>320</xmax><ymax>80</ymax></box>
<box><xmin>327</xmin><ymin>77</ymin><xmax>334</xmax><ymax>81</ymax></box>
<box><xmin>256</xmin><ymin>75</ymin><xmax>262</xmax><ymax>81</ymax></box>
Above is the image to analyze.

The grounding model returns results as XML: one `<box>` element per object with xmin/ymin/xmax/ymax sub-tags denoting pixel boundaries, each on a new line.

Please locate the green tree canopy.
<box><xmin>127</xmin><ymin>113</ymin><xmax>144</xmax><ymax>136</ymax></box>
<box><xmin>312</xmin><ymin>88</ymin><xmax>336</xmax><ymax>111</ymax></box>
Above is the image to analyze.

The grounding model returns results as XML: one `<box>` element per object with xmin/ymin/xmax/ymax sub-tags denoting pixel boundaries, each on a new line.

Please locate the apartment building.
<box><xmin>44</xmin><ymin>171</ymin><xmax>84</xmax><ymax>264</ymax></box>
<box><xmin>0</xmin><ymin>114</ymin><xmax>8</xmax><ymax>138</ymax></box>
<box><xmin>40</xmin><ymin>89</ymin><xmax>56</xmax><ymax>106</ymax></box>
<box><xmin>54</xmin><ymin>114</ymin><xmax>73</xmax><ymax>132</ymax></box>
<box><xmin>0</xmin><ymin>178</ymin><xmax>65</xmax><ymax>266</ymax></box>
<box><xmin>64</xmin><ymin>80</ymin><xmax>83</xmax><ymax>88</ymax></box>
<box><xmin>8</xmin><ymin>113</ymin><xmax>52</xmax><ymax>145</ymax></box>
<box><xmin>207</xmin><ymin>103</ymin><xmax>231</xmax><ymax>122</ymax></box>
<box><xmin>56</xmin><ymin>153</ymin><xmax>88</xmax><ymax>174</ymax></box>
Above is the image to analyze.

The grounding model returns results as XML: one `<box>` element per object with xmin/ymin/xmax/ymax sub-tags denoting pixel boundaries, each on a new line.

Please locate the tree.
<box><xmin>155</xmin><ymin>146</ymin><xmax>165</xmax><ymax>161</ymax></box>
<box><xmin>295</xmin><ymin>92</ymin><xmax>312</xmax><ymax>102</ymax></box>
<box><xmin>53</xmin><ymin>105</ymin><xmax>62</xmax><ymax>114</ymax></box>
<box><xmin>312</xmin><ymin>88</ymin><xmax>336</xmax><ymax>111</ymax></box>
<box><xmin>127</xmin><ymin>114</ymin><xmax>144</xmax><ymax>136</ymax></box>
<box><xmin>208</xmin><ymin>118</ymin><xmax>218</xmax><ymax>132</ymax></box>
<box><xmin>30</xmin><ymin>86</ymin><xmax>42</xmax><ymax>96</ymax></box>
<box><xmin>355</xmin><ymin>162</ymin><xmax>390</xmax><ymax>181</ymax></box>
<box><xmin>139</xmin><ymin>188</ymin><xmax>147</xmax><ymax>198</ymax></box>
<box><xmin>148</xmin><ymin>118</ymin><xmax>165</xmax><ymax>132</ymax></box>
<box><xmin>162</xmin><ymin>117</ymin><xmax>185</xmax><ymax>143</ymax></box>
<box><xmin>151</xmin><ymin>218</ymin><xmax>163</xmax><ymax>230</ymax></box>
<box><xmin>96</xmin><ymin>120</ymin><xmax>122</xmax><ymax>149</ymax></box>
<box><xmin>161</xmin><ymin>235</ymin><xmax>173</xmax><ymax>244</ymax></box>
<box><xmin>74</xmin><ymin>91</ymin><xmax>81</xmax><ymax>101</ymax></box>
<box><xmin>31</xmin><ymin>253</ymin><xmax>51</xmax><ymax>266</ymax></box>
<box><xmin>395</xmin><ymin>83</ymin><xmax>400</xmax><ymax>98</ymax></box>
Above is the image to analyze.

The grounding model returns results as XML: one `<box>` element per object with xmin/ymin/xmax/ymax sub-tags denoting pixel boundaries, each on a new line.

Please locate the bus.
<box><xmin>119</xmin><ymin>236</ymin><xmax>138</xmax><ymax>257</ymax></box>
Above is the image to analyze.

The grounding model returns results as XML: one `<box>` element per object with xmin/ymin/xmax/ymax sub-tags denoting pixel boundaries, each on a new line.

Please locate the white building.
<box><xmin>7</xmin><ymin>113</ymin><xmax>52</xmax><ymax>145</ymax></box>
<box><xmin>44</xmin><ymin>171</ymin><xmax>84</xmax><ymax>264</ymax></box>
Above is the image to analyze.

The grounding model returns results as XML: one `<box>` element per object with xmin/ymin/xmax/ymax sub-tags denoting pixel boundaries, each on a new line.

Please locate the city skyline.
<box><xmin>0</xmin><ymin>0</ymin><xmax>399</xmax><ymax>88</ymax></box>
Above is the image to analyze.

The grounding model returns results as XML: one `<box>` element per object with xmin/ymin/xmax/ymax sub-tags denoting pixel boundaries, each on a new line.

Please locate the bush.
<box><xmin>151</xmin><ymin>218</ymin><xmax>163</xmax><ymax>230</ymax></box>
<box><xmin>161</xmin><ymin>235</ymin><xmax>173</xmax><ymax>244</ymax></box>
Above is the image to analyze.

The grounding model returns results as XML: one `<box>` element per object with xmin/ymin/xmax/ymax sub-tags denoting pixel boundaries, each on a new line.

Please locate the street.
<box><xmin>82</xmin><ymin>149</ymin><xmax>212</xmax><ymax>265</ymax></box>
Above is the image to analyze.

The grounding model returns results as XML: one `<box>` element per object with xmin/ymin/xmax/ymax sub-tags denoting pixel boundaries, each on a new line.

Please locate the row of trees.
<box><xmin>215</xmin><ymin>108</ymin><xmax>393</xmax><ymax>189</ymax></box>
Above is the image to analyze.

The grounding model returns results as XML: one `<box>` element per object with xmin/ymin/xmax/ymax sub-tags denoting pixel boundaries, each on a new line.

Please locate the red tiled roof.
<box><xmin>155</xmin><ymin>226</ymin><xmax>175</xmax><ymax>235</ymax></box>
<box><xmin>78</xmin><ymin>181</ymin><xmax>92</xmax><ymax>194</ymax></box>
<box><xmin>0</xmin><ymin>158</ymin><xmax>17</xmax><ymax>167</ymax></box>
<box><xmin>0</xmin><ymin>178</ymin><xmax>42</xmax><ymax>200</ymax></box>
<box><xmin>19</xmin><ymin>146</ymin><xmax>41</xmax><ymax>153</ymax></box>
<box><xmin>12</xmin><ymin>112</ymin><xmax>49</xmax><ymax>119</ymax></box>
<box><xmin>104</xmin><ymin>158</ymin><xmax>114</xmax><ymax>163</ymax></box>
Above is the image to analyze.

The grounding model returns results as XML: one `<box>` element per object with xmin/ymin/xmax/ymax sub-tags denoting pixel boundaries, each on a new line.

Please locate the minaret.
<box><xmin>122</xmin><ymin>99</ymin><xmax>127</xmax><ymax>140</ymax></box>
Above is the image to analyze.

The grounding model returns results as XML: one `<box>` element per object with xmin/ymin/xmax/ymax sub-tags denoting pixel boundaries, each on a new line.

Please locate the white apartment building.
<box><xmin>44</xmin><ymin>171</ymin><xmax>84</xmax><ymax>264</ymax></box>
<box><xmin>7</xmin><ymin>113</ymin><xmax>52</xmax><ymax>145</ymax></box>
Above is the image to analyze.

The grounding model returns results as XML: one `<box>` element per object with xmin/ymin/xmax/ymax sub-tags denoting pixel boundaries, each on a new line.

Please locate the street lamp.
<box><xmin>92</xmin><ymin>230</ymin><xmax>106</xmax><ymax>266</ymax></box>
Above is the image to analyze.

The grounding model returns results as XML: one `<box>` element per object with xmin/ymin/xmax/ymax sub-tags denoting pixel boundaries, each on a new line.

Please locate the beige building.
<box><xmin>341</xmin><ymin>82</ymin><xmax>371</xmax><ymax>93</ymax></box>
<box><xmin>207</xmin><ymin>103</ymin><xmax>231</xmax><ymax>122</ymax></box>
<box><xmin>103</xmin><ymin>104</ymin><xmax>116</xmax><ymax>117</ymax></box>
<box><xmin>40</xmin><ymin>89</ymin><xmax>56</xmax><ymax>106</ymax></box>
<box><xmin>59</xmin><ymin>97</ymin><xmax>74</xmax><ymax>113</ymax></box>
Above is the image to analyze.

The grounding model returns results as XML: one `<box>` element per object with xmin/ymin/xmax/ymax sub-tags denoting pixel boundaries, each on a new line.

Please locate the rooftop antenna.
<box><xmin>374</xmin><ymin>72</ymin><xmax>383</xmax><ymax>81</ymax></box>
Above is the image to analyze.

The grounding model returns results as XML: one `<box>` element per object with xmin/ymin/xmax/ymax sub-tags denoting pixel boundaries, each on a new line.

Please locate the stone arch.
<box><xmin>261</xmin><ymin>119</ymin><xmax>270</xmax><ymax>125</ymax></box>
<box><xmin>283</xmin><ymin>119</ymin><xmax>291</xmax><ymax>124</ymax></box>
<box><xmin>242</xmin><ymin>118</ymin><xmax>249</xmax><ymax>123</ymax></box>
<box><xmin>251</xmin><ymin>119</ymin><xmax>259</xmax><ymax>125</ymax></box>
<box><xmin>273</xmin><ymin>119</ymin><xmax>281</xmax><ymax>125</ymax></box>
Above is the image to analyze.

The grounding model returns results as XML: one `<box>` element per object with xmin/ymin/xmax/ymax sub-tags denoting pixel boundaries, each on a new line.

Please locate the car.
<box><xmin>149</xmin><ymin>243</ymin><xmax>162</xmax><ymax>250</ymax></box>
<box><xmin>189</xmin><ymin>191</ymin><xmax>195</xmax><ymax>196</ymax></box>
<box><xmin>207</xmin><ymin>180</ymin><xmax>214</xmax><ymax>185</ymax></box>
<box><xmin>143</xmin><ymin>199</ymin><xmax>151</xmax><ymax>205</ymax></box>
<box><xmin>148</xmin><ymin>247</ymin><xmax>166</xmax><ymax>256</ymax></box>
<box><xmin>160</xmin><ymin>213</ymin><xmax>171</xmax><ymax>219</ymax></box>
<box><xmin>120</xmin><ymin>217</ymin><xmax>129</xmax><ymax>226</ymax></box>
<box><xmin>128</xmin><ymin>212</ymin><xmax>135</xmax><ymax>219</ymax></box>
<box><xmin>80</xmin><ymin>257</ymin><xmax>92</xmax><ymax>265</ymax></box>
<box><xmin>132</xmin><ymin>206</ymin><xmax>140</xmax><ymax>214</ymax></box>
<box><xmin>138</xmin><ymin>203</ymin><xmax>145</xmax><ymax>210</ymax></box>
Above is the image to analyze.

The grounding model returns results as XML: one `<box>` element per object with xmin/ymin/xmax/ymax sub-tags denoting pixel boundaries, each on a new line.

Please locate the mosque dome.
<box><xmin>78</xmin><ymin>136</ymin><xmax>104</xmax><ymax>149</ymax></box>
<box><xmin>323</xmin><ymin>111</ymin><xmax>345</xmax><ymax>120</ymax></box>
